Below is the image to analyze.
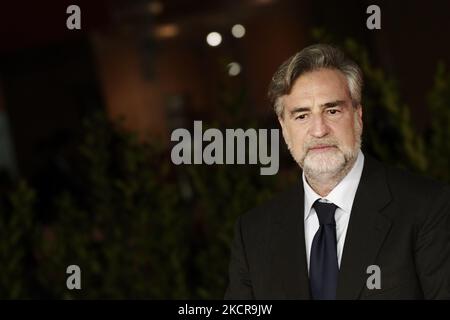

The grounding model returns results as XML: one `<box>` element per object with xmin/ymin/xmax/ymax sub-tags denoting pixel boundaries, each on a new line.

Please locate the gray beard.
<box><xmin>300</xmin><ymin>131</ymin><xmax>361</xmax><ymax>193</ymax></box>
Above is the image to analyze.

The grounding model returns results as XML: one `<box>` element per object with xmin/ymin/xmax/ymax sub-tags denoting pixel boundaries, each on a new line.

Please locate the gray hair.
<box><xmin>268</xmin><ymin>43</ymin><xmax>363</xmax><ymax>117</ymax></box>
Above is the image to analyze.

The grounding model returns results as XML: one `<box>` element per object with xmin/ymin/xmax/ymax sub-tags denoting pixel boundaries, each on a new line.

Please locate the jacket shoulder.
<box><xmin>383</xmin><ymin>163</ymin><xmax>448</xmax><ymax>197</ymax></box>
<box><xmin>239</xmin><ymin>183</ymin><xmax>301</xmax><ymax>233</ymax></box>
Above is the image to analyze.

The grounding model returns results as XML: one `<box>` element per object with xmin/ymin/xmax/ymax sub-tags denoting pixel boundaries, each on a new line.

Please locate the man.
<box><xmin>225</xmin><ymin>44</ymin><xmax>450</xmax><ymax>299</ymax></box>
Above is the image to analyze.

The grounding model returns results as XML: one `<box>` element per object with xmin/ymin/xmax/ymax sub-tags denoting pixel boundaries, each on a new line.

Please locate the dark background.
<box><xmin>0</xmin><ymin>0</ymin><xmax>449</xmax><ymax>298</ymax></box>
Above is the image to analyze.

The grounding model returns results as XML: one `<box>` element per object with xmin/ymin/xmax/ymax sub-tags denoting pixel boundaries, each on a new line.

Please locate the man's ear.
<box><xmin>357</xmin><ymin>104</ymin><xmax>363</xmax><ymax>129</ymax></box>
<box><xmin>277</xmin><ymin>114</ymin><xmax>291</xmax><ymax>147</ymax></box>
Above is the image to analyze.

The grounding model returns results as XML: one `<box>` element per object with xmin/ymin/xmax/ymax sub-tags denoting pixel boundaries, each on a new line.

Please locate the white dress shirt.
<box><xmin>303</xmin><ymin>149</ymin><xmax>364</xmax><ymax>273</ymax></box>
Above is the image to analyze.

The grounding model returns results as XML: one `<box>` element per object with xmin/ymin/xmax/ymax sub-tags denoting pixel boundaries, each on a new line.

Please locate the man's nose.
<box><xmin>309</xmin><ymin>114</ymin><xmax>330</xmax><ymax>138</ymax></box>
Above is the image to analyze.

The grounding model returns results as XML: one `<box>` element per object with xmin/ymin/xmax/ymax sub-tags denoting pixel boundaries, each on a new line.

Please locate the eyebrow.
<box><xmin>289</xmin><ymin>100</ymin><xmax>346</xmax><ymax>116</ymax></box>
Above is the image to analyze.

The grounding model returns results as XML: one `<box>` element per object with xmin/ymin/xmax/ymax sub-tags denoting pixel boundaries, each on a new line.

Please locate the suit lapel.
<box><xmin>268</xmin><ymin>182</ymin><xmax>311</xmax><ymax>299</ymax></box>
<box><xmin>336</xmin><ymin>156</ymin><xmax>392</xmax><ymax>299</ymax></box>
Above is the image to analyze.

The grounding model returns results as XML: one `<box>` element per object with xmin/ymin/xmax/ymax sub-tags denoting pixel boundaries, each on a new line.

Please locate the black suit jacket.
<box><xmin>225</xmin><ymin>155</ymin><xmax>450</xmax><ymax>299</ymax></box>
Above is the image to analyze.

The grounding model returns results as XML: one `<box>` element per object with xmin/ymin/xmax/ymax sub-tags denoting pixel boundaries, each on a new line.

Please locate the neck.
<box><xmin>305</xmin><ymin>156</ymin><xmax>357</xmax><ymax>197</ymax></box>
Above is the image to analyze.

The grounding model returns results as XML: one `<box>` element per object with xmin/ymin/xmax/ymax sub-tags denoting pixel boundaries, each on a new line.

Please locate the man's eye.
<box><xmin>295</xmin><ymin>114</ymin><xmax>308</xmax><ymax>120</ymax></box>
<box><xmin>327</xmin><ymin>109</ymin><xmax>340</xmax><ymax>115</ymax></box>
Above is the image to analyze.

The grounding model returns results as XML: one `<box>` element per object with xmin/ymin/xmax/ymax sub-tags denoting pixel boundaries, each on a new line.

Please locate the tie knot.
<box><xmin>313</xmin><ymin>200</ymin><xmax>337</xmax><ymax>225</ymax></box>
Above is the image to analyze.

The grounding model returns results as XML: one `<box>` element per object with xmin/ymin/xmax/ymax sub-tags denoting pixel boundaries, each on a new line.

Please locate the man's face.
<box><xmin>278</xmin><ymin>68</ymin><xmax>363</xmax><ymax>178</ymax></box>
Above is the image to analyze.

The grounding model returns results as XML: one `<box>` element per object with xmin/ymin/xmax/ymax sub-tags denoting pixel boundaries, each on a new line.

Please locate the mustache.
<box><xmin>304</xmin><ymin>139</ymin><xmax>339</xmax><ymax>151</ymax></box>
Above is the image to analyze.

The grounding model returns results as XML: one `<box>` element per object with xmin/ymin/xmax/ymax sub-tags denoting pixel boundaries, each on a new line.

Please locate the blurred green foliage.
<box><xmin>0</xmin><ymin>180</ymin><xmax>35</xmax><ymax>298</ymax></box>
<box><xmin>427</xmin><ymin>62</ymin><xmax>450</xmax><ymax>181</ymax></box>
<box><xmin>0</xmin><ymin>36</ymin><xmax>448</xmax><ymax>298</ymax></box>
<box><xmin>35</xmin><ymin>112</ymin><xmax>190</xmax><ymax>299</ymax></box>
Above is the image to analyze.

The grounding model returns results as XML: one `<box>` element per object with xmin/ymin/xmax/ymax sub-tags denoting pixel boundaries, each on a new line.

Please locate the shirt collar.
<box><xmin>303</xmin><ymin>149</ymin><xmax>365</xmax><ymax>220</ymax></box>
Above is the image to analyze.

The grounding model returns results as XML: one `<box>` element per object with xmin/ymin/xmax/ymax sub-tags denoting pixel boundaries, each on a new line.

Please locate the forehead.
<box><xmin>283</xmin><ymin>68</ymin><xmax>351</xmax><ymax>108</ymax></box>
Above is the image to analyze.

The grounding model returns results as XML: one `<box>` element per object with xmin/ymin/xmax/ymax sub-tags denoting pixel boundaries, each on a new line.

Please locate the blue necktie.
<box><xmin>309</xmin><ymin>200</ymin><xmax>339</xmax><ymax>300</ymax></box>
